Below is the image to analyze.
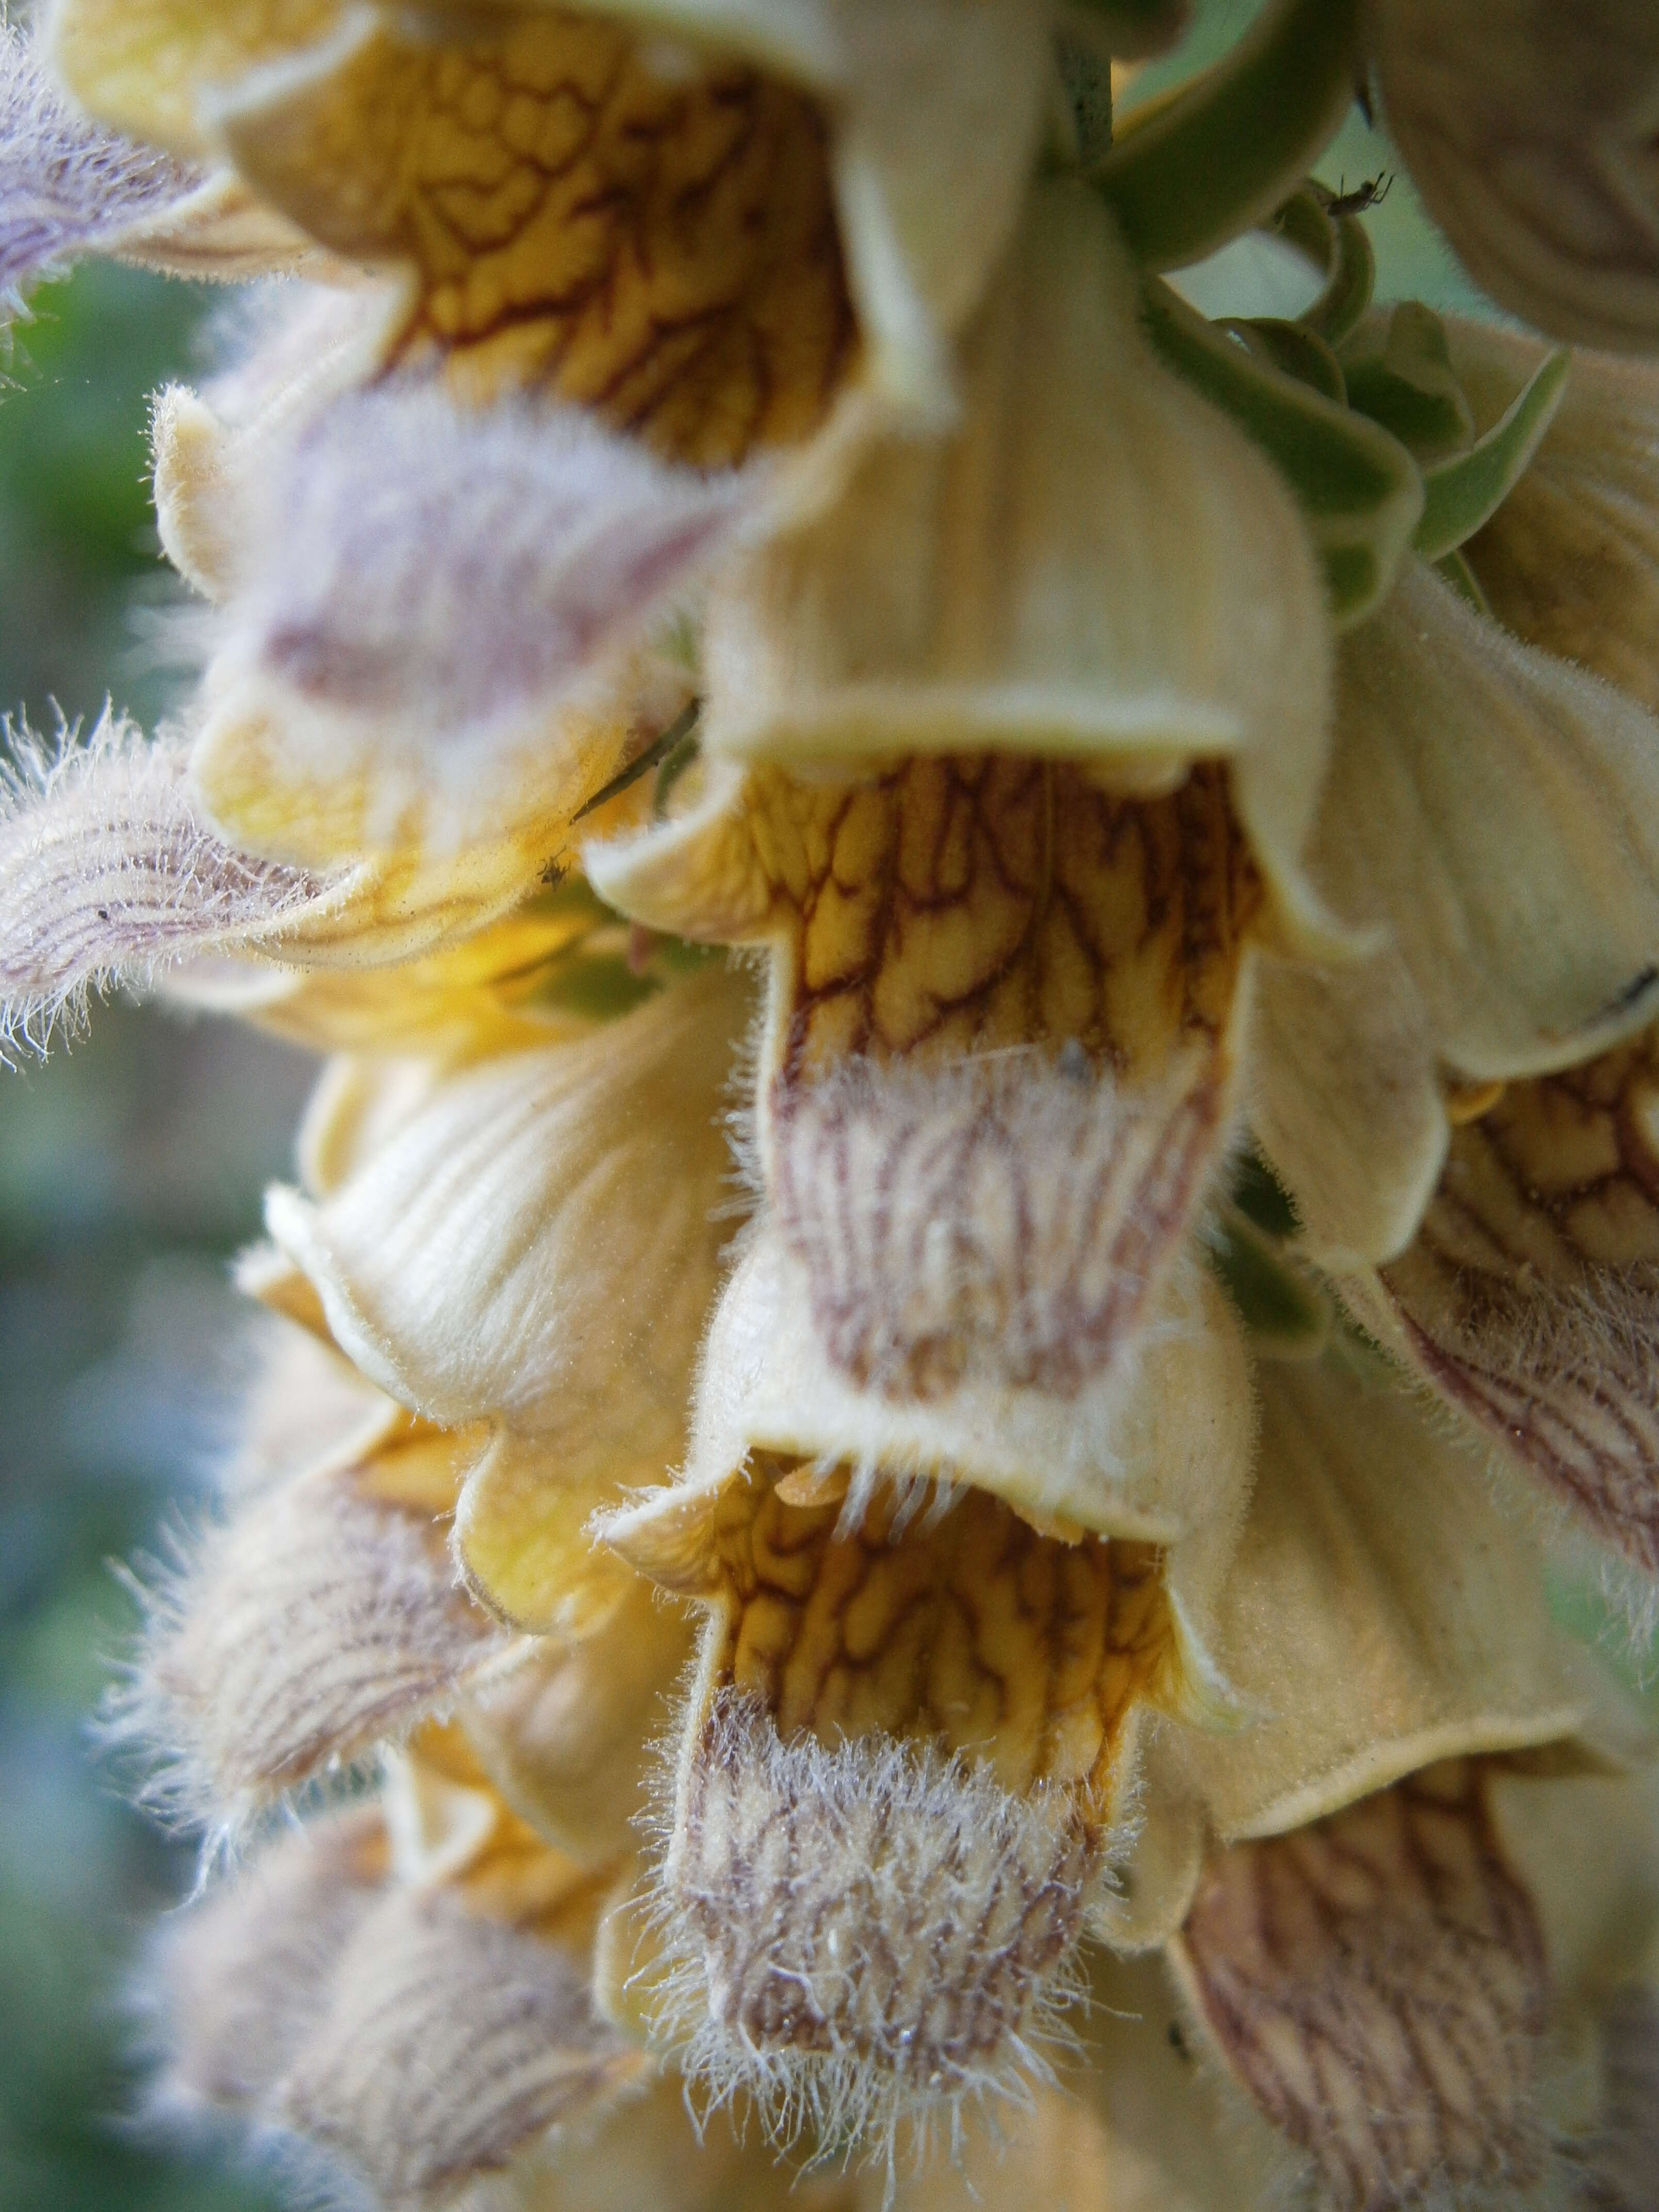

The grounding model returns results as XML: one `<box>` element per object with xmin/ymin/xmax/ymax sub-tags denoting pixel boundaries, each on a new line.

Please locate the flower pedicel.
<box><xmin>4</xmin><ymin>1</ymin><xmax>1659</xmax><ymax>2206</ymax></box>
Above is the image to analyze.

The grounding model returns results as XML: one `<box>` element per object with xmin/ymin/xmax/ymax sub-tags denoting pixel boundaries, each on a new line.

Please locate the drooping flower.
<box><xmin>3</xmin><ymin>0</ymin><xmax>1659</xmax><ymax>2205</ymax></box>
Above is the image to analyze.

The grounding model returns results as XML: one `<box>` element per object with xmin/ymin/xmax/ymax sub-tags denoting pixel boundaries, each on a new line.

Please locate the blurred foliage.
<box><xmin>0</xmin><ymin>263</ymin><xmax>305</xmax><ymax>2212</ymax></box>
<box><xmin>0</xmin><ymin>262</ymin><xmax>206</xmax><ymax>734</ymax></box>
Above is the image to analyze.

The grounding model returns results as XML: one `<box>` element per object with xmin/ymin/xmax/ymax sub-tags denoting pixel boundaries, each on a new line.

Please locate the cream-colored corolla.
<box><xmin>3</xmin><ymin>1</ymin><xmax>1659</xmax><ymax>2207</ymax></box>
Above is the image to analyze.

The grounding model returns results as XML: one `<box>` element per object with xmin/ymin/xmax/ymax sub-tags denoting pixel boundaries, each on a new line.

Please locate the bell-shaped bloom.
<box><xmin>1365</xmin><ymin>0</ymin><xmax>1659</xmax><ymax>352</ymax></box>
<box><xmin>268</xmin><ymin>963</ymin><xmax>750</xmax><ymax>1633</ymax></box>
<box><xmin>598</xmin><ymin>1235</ymin><xmax>1250</xmax><ymax>2155</ymax></box>
<box><xmin>1253</xmin><ymin>556</ymin><xmax>1659</xmax><ymax>1273</ymax></box>
<box><xmin>46</xmin><ymin>0</ymin><xmax>1067</xmax><ymax>449</ymax></box>
<box><xmin>1081</xmin><ymin>1750</ymin><xmax>1659</xmax><ymax>2212</ymax></box>
<box><xmin>591</xmin><ymin>182</ymin><xmax>1332</xmax><ymax>1441</ymax></box>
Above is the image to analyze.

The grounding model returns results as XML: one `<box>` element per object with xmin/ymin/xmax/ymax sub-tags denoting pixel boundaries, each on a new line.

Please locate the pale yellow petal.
<box><xmin>1454</xmin><ymin>322</ymin><xmax>1659</xmax><ymax>715</ymax></box>
<box><xmin>265</xmin><ymin>963</ymin><xmax>743</xmax><ymax>1434</ymax></box>
<box><xmin>452</xmin><ymin>1427</ymin><xmax>644</xmax><ymax>1639</ymax></box>
<box><xmin>1072</xmin><ymin>1947</ymin><xmax>1282</xmax><ymax>2212</ymax></box>
<box><xmin>459</xmin><ymin>1579</ymin><xmax>694</xmax><ymax>1865</ymax></box>
<box><xmin>46</xmin><ymin>0</ymin><xmax>344</xmax><ymax>155</ymax></box>
<box><xmin>611</xmin><ymin>1227</ymin><xmax>1254</xmax><ymax>1564</ymax></box>
<box><xmin>294</xmin><ymin>1051</ymin><xmax>451</xmax><ymax>1200</ymax></box>
<box><xmin>1491</xmin><ymin>1763</ymin><xmax>1659</xmax><ymax>2023</ymax></box>
<box><xmin>818</xmin><ymin>0</ymin><xmax>1053</xmax><ymax>411</ymax></box>
<box><xmin>875</xmin><ymin>2089</ymin><xmax>1123</xmax><ymax>2212</ymax></box>
<box><xmin>1247</xmin><ymin>945</ymin><xmax>1450</xmax><ymax>1267</ymax></box>
<box><xmin>1179</xmin><ymin>1356</ymin><xmax>1600</xmax><ymax>1841</ymax></box>
<box><xmin>151</xmin><ymin>289</ymin><xmax>393</xmax><ymax>603</ymax></box>
<box><xmin>1370</xmin><ymin>0</ymin><xmax>1659</xmax><ymax>351</ymax></box>
<box><xmin>700</xmin><ymin>180</ymin><xmax>1332</xmax><ymax>946</ymax></box>
<box><xmin>269</xmin><ymin>966</ymin><xmax>744</xmax><ymax>1636</ymax></box>
<box><xmin>1316</xmin><ymin>558</ymin><xmax>1659</xmax><ymax>1083</ymax></box>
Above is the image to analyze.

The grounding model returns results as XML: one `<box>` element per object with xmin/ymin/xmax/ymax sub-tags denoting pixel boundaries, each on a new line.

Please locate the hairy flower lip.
<box><xmin>0</xmin><ymin>22</ymin><xmax>205</xmax><ymax>305</ymax></box>
<box><xmin>632</xmin><ymin>1684</ymin><xmax>1109</xmax><ymax>2165</ymax></box>
<box><xmin>182</xmin><ymin>384</ymin><xmax>748</xmax><ymax>864</ymax></box>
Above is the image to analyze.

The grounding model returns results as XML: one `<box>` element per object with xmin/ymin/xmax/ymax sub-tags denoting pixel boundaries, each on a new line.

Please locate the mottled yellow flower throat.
<box><xmin>222</xmin><ymin>9</ymin><xmax>857</xmax><ymax>464</ymax></box>
<box><xmin>650</xmin><ymin>1462</ymin><xmax>1180</xmax><ymax>1808</ymax></box>
<box><xmin>650</xmin><ymin>754</ymin><xmax>1265</xmax><ymax>1402</ymax></box>
<box><xmin>770</xmin><ymin>758</ymin><xmax>1258</xmax><ymax>1076</ymax></box>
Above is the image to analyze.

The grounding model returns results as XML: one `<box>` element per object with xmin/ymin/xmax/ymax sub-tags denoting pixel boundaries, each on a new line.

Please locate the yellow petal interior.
<box><xmin>628</xmin><ymin>1461</ymin><xmax>1182</xmax><ymax>1812</ymax></box>
<box><xmin>619</xmin><ymin>755</ymin><xmax>1261</xmax><ymax>1081</ymax></box>
<box><xmin>220</xmin><ymin>7</ymin><xmax>857</xmax><ymax>465</ymax></box>
<box><xmin>50</xmin><ymin>0</ymin><xmax>343</xmax><ymax>152</ymax></box>
<box><xmin>1401</xmin><ymin>1027</ymin><xmax>1659</xmax><ymax>1284</ymax></box>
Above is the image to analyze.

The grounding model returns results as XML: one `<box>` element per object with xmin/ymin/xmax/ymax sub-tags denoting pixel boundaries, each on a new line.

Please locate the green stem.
<box><xmin>1093</xmin><ymin>0</ymin><xmax>1363</xmax><ymax>270</ymax></box>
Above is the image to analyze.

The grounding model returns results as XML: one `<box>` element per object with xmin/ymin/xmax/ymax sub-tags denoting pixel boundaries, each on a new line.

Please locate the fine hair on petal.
<box><xmin>0</xmin><ymin>21</ymin><xmax>196</xmax><ymax>315</ymax></box>
<box><xmin>642</xmin><ymin>1687</ymin><xmax>1109</xmax><ymax>2187</ymax></box>
<box><xmin>0</xmin><ymin>712</ymin><xmax>340</xmax><ymax>1058</ymax></box>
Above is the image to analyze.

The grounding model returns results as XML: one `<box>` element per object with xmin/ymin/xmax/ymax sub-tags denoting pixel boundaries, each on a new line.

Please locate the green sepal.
<box><xmin>1206</xmin><ymin>1206</ymin><xmax>1330</xmax><ymax>1354</ymax></box>
<box><xmin>1092</xmin><ymin>0</ymin><xmax>1362</xmax><ymax>271</ymax></box>
<box><xmin>1143</xmin><ymin>276</ymin><xmax>1424</xmax><ymax>626</ymax></box>
<box><xmin>1272</xmin><ymin>183</ymin><xmax>1333</xmax><ymax>276</ymax></box>
<box><xmin>573</xmin><ymin>699</ymin><xmax>700</xmax><ymax>822</ymax></box>
<box><xmin>1297</xmin><ymin>211</ymin><xmax>1375</xmax><ymax>347</ymax></box>
<box><xmin>1223</xmin><ymin>316</ymin><xmax>1346</xmax><ymax>401</ymax></box>
<box><xmin>1413</xmin><ymin>347</ymin><xmax>1571</xmax><ymax>561</ymax></box>
<box><xmin>1341</xmin><ymin>302</ymin><xmax>1475</xmax><ymax>465</ymax></box>
<box><xmin>1433</xmin><ymin>545</ymin><xmax>1492</xmax><ymax>616</ymax></box>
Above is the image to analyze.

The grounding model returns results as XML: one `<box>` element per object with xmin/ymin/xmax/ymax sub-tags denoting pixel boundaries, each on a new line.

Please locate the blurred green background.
<box><xmin>0</xmin><ymin>8</ymin><xmax>1651</xmax><ymax>2210</ymax></box>
<box><xmin>0</xmin><ymin>263</ymin><xmax>310</xmax><ymax>2210</ymax></box>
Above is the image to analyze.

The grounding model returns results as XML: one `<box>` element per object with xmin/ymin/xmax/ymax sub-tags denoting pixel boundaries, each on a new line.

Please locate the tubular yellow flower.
<box><xmin>45</xmin><ymin>0</ymin><xmax>1060</xmax><ymax>441</ymax></box>
<box><xmin>5</xmin><ymin>1</ymin><xmax>1659</xmax><ymax>2206</ymax></box>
